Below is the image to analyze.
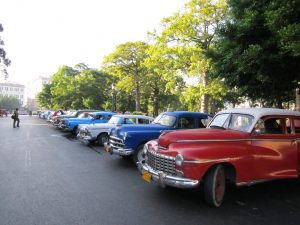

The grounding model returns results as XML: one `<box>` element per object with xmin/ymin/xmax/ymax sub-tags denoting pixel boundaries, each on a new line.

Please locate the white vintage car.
<box><xmin>77</xmin><ymin>114</ymin><xmax>154</xmax><ymax>145</ymax></box>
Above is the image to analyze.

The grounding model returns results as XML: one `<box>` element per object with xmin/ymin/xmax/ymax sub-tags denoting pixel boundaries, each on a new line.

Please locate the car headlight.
<box><xmin>123</xmin><ymin>132</ymin><xmax>128</xmax><ymax>140</ymax></box>
<box><xmin>175</xmin><ymin>154</ymin><xmax>184</xmax><ymax>167</ymax></box>
<box><xmin>143</xmin><ymin>144</ymin><xmax>148</xmax><ymax>155</ymax></box>
<box><xmin>123</xmin><ymin>132</ymin><xmax>131</xmax><ymax>141</ymax></box>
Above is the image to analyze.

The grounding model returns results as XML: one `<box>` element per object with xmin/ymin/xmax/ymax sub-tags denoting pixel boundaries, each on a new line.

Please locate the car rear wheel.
<box><xmin>97</xmin><ymin>133</ymin><xmax>109</xmax><ymax>146</ymax></box>
<box><xmin>204</xmin><ymin>164</ymin><xmax>226</xmax><ymax>207</ymax></box>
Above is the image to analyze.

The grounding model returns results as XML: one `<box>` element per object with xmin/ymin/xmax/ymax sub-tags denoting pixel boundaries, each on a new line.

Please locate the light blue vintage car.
<box><xmin>77</xmin><ymin>114</ymin><xmax>154</xmax><ymax>145</ymax></box>
<box><xmin>62</xmin><ymin>111</ymin><xmax>116</xmax><ymax>134</ymax></box>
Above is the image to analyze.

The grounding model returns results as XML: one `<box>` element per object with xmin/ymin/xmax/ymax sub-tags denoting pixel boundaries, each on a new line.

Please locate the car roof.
<box><xmin>218</xmin><ymin>108</ymin><xmax>300</xmax><ymax>119</ymax></box>
<box><xmin>161</xmin><ymin>111</ymin><xmax>210</xmax><ymax>117</ymax></box>
<box><xmin>91</xmin><ymin>111</ymin><xmax>116</xmax><ymax>115</ymax></box>
<box><xmin>112</xmin><ymin>114</ymin><xmax>154</xmax><ymax>120</ymax></box>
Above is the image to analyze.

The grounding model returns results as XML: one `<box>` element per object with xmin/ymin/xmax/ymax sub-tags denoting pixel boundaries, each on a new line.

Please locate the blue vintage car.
<box><xmin>104</xmin><ymin>111</ymin><xmax>212</xmax><ymax>163</ymax></box>
<box><xmin>62</xmin><ymin>111</ymin><xmax>116</xmax><ymax>134</ymax></box>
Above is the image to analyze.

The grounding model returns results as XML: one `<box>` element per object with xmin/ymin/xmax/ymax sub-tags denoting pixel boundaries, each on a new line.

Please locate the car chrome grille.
<box><xmin>109</xmin><ymin>136</ymin><xmax>125</xmax><ymax>149</ymax></box>
<box><xmin>146</xmin><ymin>149</ymin><xmax>176</xmax><ymax>176</ymax></box>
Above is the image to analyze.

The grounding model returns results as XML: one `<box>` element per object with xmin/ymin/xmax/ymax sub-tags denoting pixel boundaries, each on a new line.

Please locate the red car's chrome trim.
<box><xmin>236</xmin><ymin>178</ymin><xmax>279</xmax><ymax>186</ymax></box>
<box><xmin>184</xmin><ymin>158</ymin><xmax>233</xmax><ymax>164</ymax></box>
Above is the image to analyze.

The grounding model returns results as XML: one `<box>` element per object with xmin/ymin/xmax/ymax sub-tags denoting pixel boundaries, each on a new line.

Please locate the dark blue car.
<box><xmin>104</xmin><ymin>111</ymin><xmax>212</xmax><ymax>163</ymax></box>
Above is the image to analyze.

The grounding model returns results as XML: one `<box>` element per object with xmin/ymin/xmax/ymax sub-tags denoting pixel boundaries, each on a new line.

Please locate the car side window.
<box><xmin>294</xmin><ymin>119</ymin><xmax>300</xmax><ymax>134</ymax></box>
<box><xmin>286</xmin><ymin>118</ymin><xmax>292</xmax><ymax>134</ymax></box>
<box><xmin>177</xmin><ymin>117</ymin><xmax>195</xmax><ymax>129</ymax></box>
<box><xmin>138</xmin><ymin>118</ymin><xmax>151</xmax><ymax>124</ymax></box>
<box><xmin>124</xmin><ymin>118</ymin><xmax>135</xmax><ymax>124</ymax></box>
<box><xmin>259</xmin><ymin>118</ymin><xmax>285</xmax><ymax>134</ymax></box>
<box><xmin>95</xmin><ymin>115</ymin><xmax>105</xmax><ymax>120</ymax></box>
<box><xmin>199</xmin><ymin>116</ymin><xmax>212</xmax><ymax>128</ymax></box>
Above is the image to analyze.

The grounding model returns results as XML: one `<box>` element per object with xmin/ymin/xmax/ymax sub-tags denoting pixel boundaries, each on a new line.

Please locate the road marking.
<box><xmin>25</xmin><ymin>150</ymin><xmax>31</xmax><ymax>167</ymax></box>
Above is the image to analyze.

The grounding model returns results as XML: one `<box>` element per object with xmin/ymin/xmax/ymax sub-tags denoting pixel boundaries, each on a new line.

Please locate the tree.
<box><xmin>0</xmin><ymin>24</ymin><xmax>11</xmax><ymax>80</ymax></box>
<box><xmin>102</xmin><ymin>42</ymin><xmax>150</xmax><ymax>112</ymax></box>
<box><xmin>0</xmin><ymin>96</ymin><xmax>21</xmax><ymax>110</ymax></box>
<box><xmin>143</xmin><ymin>43</ymin><xmax>185</xmax><ymax>116</ymax></box>
<box><xmin>37</xmin><ymin>83</ymin><xmax>54</xmax><ymax>109</ymax></box>
<box><xmin>152</xmin><ymin>0</ymin><xmax>228</xmax><ymax>113</ymax></box>
<box><xmin>38</xmin><ymin>64</ymin><xmax>113</xmax><ymax>110</ymax></box>
<box><xmin>212</xmin><ymin>0</ymin><xmax>300</xmax><ymax>108</ymax></box>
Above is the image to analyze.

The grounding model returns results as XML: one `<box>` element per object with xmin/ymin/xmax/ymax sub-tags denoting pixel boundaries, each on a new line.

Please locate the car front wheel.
<box><xmin>204</xmin><ymin>164</ymin><xmax>226</xmax><ymax>207</ymax></box>
<box><xmin>133</xmin><ymin>145</ymin><xmax>145</xmax><ymax>165</ymax></box>
<box><xmin>97</xmin><ymin>133</ymin><xmax>109</xmax><ymax>146</ymax></box>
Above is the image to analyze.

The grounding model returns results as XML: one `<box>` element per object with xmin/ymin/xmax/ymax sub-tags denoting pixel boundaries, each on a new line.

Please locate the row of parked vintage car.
<box><xmin>40</xmin><ymin>108</ymin><xmax>300</xmax><ymax>207</ymax></box>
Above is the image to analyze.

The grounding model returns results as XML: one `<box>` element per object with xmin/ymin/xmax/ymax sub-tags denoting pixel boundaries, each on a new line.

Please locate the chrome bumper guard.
<box><xmin>104</xmin><ymin>142</ymin><xmax>134</xmax><ymax>156</ymax></box>
<box><xmin>77</xmin><ymin>133</ymin><xmax>93</xmax><ymax>144</ymax></box>
<box><xmin>137</xmin><ymin>163</ymin><xmax>199</xmax><ymax>188</ymax></box>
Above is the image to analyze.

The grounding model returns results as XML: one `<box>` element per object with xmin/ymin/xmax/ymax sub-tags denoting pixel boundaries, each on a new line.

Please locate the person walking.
<box><xmin>13</xmin><ymin>108</ymin><xmax>20</xmax><ymax>128</ymax></box>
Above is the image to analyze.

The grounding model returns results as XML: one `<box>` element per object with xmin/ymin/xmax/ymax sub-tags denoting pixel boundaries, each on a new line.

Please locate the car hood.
<box><xmin>66</xmin><ymin>118</ymin><xmax>92</xmax><ymax>123</ymax></box>
<box><xmin>158</xmin><ymin>128</ymin><xmax>250</xmax><ymax>148</ymax></box>
<box><xmin>114</xmin><ymin>124</ymin><xmax>172</xmax><ymax>133</ymax></box>
<box><xmin>57</xmin><ymin>115</ymin><xmax>76</xmax><ymax>119</ymax></box>
<box><xmin>86</xmin><ymin>123</ymin><xmax>115</xmax><ymax>130</ymax></box>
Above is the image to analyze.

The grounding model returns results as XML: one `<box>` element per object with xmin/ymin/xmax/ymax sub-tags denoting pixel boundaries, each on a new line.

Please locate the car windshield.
<box><xmin>152</xmin><ymin>114</ymin><xmax>176</xmax><ymax>127</ymax></box>
<box><xmin>209</xmin><ymin>113</ymin><xmax>254</xmax><ymax>132</ymax></box>
<box><xmin>209</xmin><ymin>113</ymin><xmax>230</xmax><ymax>129</ymax></box>
<box><xmin>78</xmin><ymin>113</ymin><xmax>92</xmax><ymax>119</ymax></box>
<box><xmin>108</xmin><ymin>116</ymin><xmax>122</xmax><ymax>124</ymax></box>
<box><xmin>70</xmin><ymin>111</ymin><xmax>77</xmax><ymax>116</ymax></box>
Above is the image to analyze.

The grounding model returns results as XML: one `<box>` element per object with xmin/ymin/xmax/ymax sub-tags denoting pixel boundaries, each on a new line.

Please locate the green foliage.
<box><xmin>212</xmin><ymin>0</ymin><xmax>300</xmax><ymax>108</ymax></box>
<box><xmin>0</xmin><ymin>96</ymin><xmax>21</xmax><ymax>110</ymax></box>
<box><xmin>0</xmin><ymin>23</ymin><xmax>11</xmax><ymax>80</ymax></box>
<box><xmin>150</xmin><ymin>0</ymin><xmax>229</xmax><ymax>113</ymax></box>
<box><xmin>102</xmin><ymin>42</ymin><xmax>149</xmax><ymax>112</ymax></box>
<box><xmin>38</xmin><ymin>64</ymin><xmax>113</xmax><ymax>110</ymax></box>
<box><xmin>37</xmin><ymin>83</ymin><xmax>54</xmax><ymax>109</ymax></box>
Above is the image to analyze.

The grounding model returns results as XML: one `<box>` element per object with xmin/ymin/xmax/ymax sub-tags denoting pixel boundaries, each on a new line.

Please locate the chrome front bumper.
<box><xmin>137</xmin><ymin>163</ymin><xmax>199</xmax><ymax>188</ymax></box>
<box><xmin>104</xmin><ymin>142</ymin><xmax>134</xmax><ymax>156</ymax></box>
<box><xmin>77</xmin><ymin>133</ymin><xmax>95</xmax><ymax>144</ymax></box>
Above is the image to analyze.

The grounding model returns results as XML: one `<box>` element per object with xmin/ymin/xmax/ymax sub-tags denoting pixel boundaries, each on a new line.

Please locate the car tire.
<box><xmin>73</xmin><ymin>126</ymin><xmax>79</xmax><ymax>135</ymax></box>
<box><xmin>133</xmin><ymin>144</ymin><xmax>145</xmax><ymax>165</ymax></box>
<box><xmin>97</xmin><ymin>133</ymin><xmax>109</xmax><ymax>146</ymax></box>
<box><xmin>204</xmin><ymin>164</ymin><xmax>226</xmax><ymax>207</ymax></box>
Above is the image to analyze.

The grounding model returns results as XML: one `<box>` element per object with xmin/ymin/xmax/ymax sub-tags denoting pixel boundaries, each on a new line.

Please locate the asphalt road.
<box><xmin>0</xmin><ymin>116</ymin><xmax>300</xmax><ymax>225</ymax></box>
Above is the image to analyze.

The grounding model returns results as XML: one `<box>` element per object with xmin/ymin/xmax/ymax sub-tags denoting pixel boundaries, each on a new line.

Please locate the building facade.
<box><xmin>0</xmin><ymin>82</ymin><xmax>25</xmax><ymax>106</ymax></box>
<box><xmin>27</xmin><ymin>76</ymin><xmax>52</xmax><ymax>110</ymax></box>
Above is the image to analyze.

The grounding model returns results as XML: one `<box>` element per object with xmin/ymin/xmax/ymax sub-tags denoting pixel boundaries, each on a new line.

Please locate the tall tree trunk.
<box><xmin>201</xmin><ymin>72</ymin><xmax>209</xmax><ymax>113</ymax></box>
<box><xmin>276</xmin><ymin>98</ymin><xmax>283</xmax><ymax>109</ymax></box>
<box><xmin>153</xmin><ymin>85</ymin><xmax>159</xmax><ymax>117</ymax></box>
<box><xmin>134</xmin><ymin>72</ymin><xmax>140</xmax><ymax>112</ymax></box>
<box><xmin>296</xmin><ymin>88</ymin><xmax>300</xmax><ymax>112</ymax></box>
<box><xmin>211</xmin><ymin>98</ymin><xmax>216</xmax><ymax>115</ymax></box>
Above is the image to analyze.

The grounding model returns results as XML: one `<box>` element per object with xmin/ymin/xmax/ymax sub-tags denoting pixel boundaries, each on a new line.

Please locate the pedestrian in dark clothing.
<box><xmin>13</xmin><ymin>108</ymin><xmax>20</xmax><ymax>128</ymax></box>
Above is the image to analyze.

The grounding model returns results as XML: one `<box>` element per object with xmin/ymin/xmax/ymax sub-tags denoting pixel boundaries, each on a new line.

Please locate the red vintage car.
<box><xmin>139</xmin><ymin>108</ymin><xmax>300</xmax><ymax>207</ymax></box>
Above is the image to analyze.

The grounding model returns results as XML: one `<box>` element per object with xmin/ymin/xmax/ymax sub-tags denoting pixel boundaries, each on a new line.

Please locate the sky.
<box><xmin>0</xmin><ymin>0</ymin><xmax>188</xmax><ymax>85</ymax></box>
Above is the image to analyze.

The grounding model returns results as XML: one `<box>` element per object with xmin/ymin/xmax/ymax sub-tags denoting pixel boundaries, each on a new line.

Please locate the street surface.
<box><xmin>0</xmin><ymin>116</ymin><xmax>300</xmax><ymax>225</ymax></box>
